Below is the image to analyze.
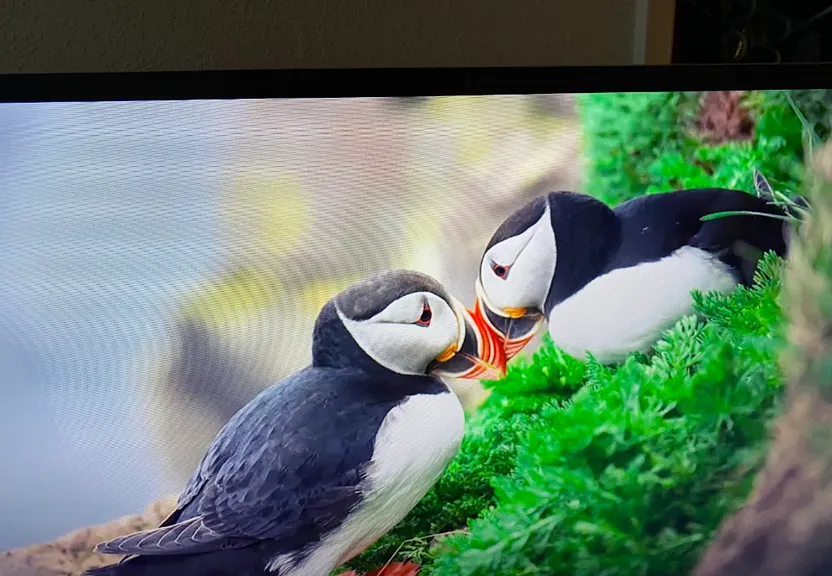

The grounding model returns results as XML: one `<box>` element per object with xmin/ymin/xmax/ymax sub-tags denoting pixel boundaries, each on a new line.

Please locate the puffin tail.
<box><xmin>81</xmin><ymin>556</ymin><xmax>191</xmax><ymax>576</ymax></box>
<box><xmin>82</xmin><ymin>561</ymin><xmax>128</xmax><ymax>576</ymax></box>
<box><xmin>81</xmin><ymin>544</ymin><xmax>275</xmax><ymax>576</ymax></box>
<box><xmin>82</xmin><ymin>557</ymin><xmax>158</xmax><ymax>576</ymax></box>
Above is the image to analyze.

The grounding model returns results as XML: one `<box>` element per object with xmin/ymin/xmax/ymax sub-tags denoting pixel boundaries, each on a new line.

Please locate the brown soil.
<box><xmin>696</xmin><ymin>91</ymin><xmax>755</xmax><ymax>144</ymax></box>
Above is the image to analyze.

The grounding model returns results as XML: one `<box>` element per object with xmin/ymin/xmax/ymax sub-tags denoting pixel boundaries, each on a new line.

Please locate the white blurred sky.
<box><xmin>0</xmin><ymin>100</ymin><xmax>239</xmax><ymax>548</ymax></box>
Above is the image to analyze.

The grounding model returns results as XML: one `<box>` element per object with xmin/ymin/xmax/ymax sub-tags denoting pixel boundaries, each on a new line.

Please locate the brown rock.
<box><xmin>1</xmin><ymin>496</ymin><xmax>177</xmax><ymax>576</ymax></box>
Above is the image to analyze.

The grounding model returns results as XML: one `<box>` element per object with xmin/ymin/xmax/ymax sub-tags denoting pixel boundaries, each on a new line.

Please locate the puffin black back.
<box><xmin>0</xmin><ymin>68</ymin><xmax>829</xmax><ymax>576</ymax></box>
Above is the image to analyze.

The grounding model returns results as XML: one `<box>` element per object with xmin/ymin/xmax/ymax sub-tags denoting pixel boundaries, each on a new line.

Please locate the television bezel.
<box><xmin>0</xmin><ymin>64</ymin><xmax>830</xmax><ymax>103</ymax></box>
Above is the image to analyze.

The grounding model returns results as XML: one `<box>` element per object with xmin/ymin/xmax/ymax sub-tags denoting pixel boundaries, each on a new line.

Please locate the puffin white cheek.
<box><xmin>480</xmin><ymin>252</ymin><xmax>515</xmax><ymax>312</ymax></box>
<box><xmin>481</xmin><ymin>273</ymin><xmax>517</xmax><ymax>312</ymax></box>
<box><xmin>362</xmin><ymin>324</ymin><xmax>439</xmax><ymax>376</ymax></box>
<box><xmin>483</xmin><ymin>225</ymin><xmax>556</xmax><ymax>313</ymax></box>
<box><xmin>508</xmin><ymin>225</ymin><xmax>557</xmax><ymax>310</ymax></box>
<box><xmin>339</xmin><ymin>294</ymin><xmax>465</xmax><ymax>376</ymax></box>
<box><xmin>431</xmin><ymin>299</ymin><xmax>463</xmax><ymax>352</ymax></box>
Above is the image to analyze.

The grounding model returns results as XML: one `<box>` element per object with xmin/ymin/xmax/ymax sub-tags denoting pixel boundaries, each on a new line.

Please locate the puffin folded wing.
<box><xmin>94</xmin><ymin>515</ymin><xmax>250</xmax><ymax>556</ymax></box>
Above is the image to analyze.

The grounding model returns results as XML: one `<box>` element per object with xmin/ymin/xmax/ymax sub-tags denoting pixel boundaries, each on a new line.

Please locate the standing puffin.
<box><xmin>84</xmin><ymin>270</ymin><xmax>505</xmax><ymax>576</ymax></box>
<box><xmin>470</xmin><ymin>188</ymin><xmax>802</xmax><ymax>365</ymax></box>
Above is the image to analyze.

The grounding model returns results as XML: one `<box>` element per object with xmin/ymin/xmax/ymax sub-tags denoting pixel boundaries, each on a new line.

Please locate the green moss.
<box><xmin>343</xmin><ymin>90</ymin><xmax>831</xmax><ymax>575</ymax></box>
<box><xmin>578</xmin><ymin>90</ymin><xmax>808</xmax><ymax>205</ymax></box>
<box><xmin>576</xmin><ymin>91</ymin><xmax>698</xmax><ymax>204</ymax></box>
<box><xmin>767</xmin><ymin>89</ymin><xmax>832</xmax><ymax>143</ymax></box>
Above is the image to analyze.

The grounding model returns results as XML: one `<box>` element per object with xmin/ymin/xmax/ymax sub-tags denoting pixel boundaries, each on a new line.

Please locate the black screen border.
<box><xmin>0</xmin><ymin>64</ymin><xmax>831</xmax><ymax>103</ymax></box>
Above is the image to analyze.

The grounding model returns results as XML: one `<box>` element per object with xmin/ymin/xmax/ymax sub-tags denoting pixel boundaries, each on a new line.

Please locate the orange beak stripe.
<box><xmin>505</xmin><ymin>332</ymin><xmax>537</xmax><ymax>360</ymax></box>
<box><xmin>466</xmin><ymin>298</ymin><xmax>508</xmax><ymax>378</ymax></box>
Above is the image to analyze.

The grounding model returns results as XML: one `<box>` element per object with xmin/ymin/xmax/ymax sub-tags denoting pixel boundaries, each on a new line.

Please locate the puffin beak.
<box><xmin>430</xmin><ymin>299</ymin><xmax>507</xmax><ymax>381</ymax></box>
<box><xmin>503</xmin><ymin>307</ymin><xmax>528</xmax><ymax>319</ymax></box>
<box><xmin>470</xmin><ymin>281</ymin><xmax>545</xmax><ymax>362</ymax></box>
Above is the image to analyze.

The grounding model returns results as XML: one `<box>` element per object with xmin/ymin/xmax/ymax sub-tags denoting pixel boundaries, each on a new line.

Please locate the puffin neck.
<box><xmin>311</xmin><ymin>301</ymin><xmax>382</xmax><ymax>373</ymax></box>
<box><xmin>543</xmin><ymin>192</ymin><xmax>622</xmax><ymax>316</ymax></box>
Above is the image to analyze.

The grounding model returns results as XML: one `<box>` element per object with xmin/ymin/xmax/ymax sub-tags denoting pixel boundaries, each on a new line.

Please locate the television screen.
<box><xmin>1</xmin><ymin>76</ymin><xmax>829</xmax><ymax>576</ymax></box>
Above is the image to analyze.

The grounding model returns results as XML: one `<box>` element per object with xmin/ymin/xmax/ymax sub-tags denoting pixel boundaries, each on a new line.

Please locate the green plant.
<box><xmin>430</xmin><ymin>255</ymin><xmax>786</xmax><ymax>576</ymax></box>
<box><xmin>577</xmin><ymin>91</ymin><xmax>701</xmax><ymax>205</ymax></box>
<box><xmin>578</xmin><ymin>90</ymin><xmax>811</xmax><ymax>206</ymax></box>
<box><xmin>768</xmin><ymin>89</ymin><xmax>832</xmax><ymax>144</ymax></box>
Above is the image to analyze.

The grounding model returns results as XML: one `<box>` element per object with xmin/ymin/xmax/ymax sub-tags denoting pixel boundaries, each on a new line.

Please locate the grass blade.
<box><xmin>700</xmin><ymin>210</ymin><xmax>796</xmax><ymax>223</ymax></box>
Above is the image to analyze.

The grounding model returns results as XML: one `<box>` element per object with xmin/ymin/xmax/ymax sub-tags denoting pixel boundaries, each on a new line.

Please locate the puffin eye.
<box><xmin>491</xmin><ymin>262</ymin><xmax>510</xmax><ymax>279</ymax></box>
<box><xmin>416</xmin><ymin>303</ymin><xmax>432</xmax><ymax>326</ymax></box>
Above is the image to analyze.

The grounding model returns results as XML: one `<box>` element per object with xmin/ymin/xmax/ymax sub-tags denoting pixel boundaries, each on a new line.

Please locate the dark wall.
<box><xmin>673</xmin><ymin>0</ymin><xmax>832</xmax><ymax>63</ymax></box>
<box><xmin>0</xmin><ymin>0</ymin><xmax>644</xmax><ymax>73</ymax></box>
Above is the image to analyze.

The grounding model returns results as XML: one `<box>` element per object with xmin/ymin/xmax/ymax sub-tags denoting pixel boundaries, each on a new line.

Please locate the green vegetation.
<box><xmin>341</xmin><ymin>90</ymin><xmax>831</xmax><ymax>576</ymax></box>
<box><xmin>429</xmin><ymin>254</ymin><xmax>783</xmax><ymax>576</ymax></box>
<box><xmin>579</xmin><ymin>90</ymin><xmax>807</xmax><ymax>205</ymax></box>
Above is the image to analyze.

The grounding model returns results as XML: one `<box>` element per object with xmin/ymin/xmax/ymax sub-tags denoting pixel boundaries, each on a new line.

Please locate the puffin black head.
<box><xmin>469</xmin><ymin>194</ymin><xmax>555</xmax><ymax>361</ymax></box>
<box><xmin>471</xmin><ymin>191</ymin><xmax>619</xmax><ymax>361</ymax></box>
<box><xmin>314</xmin><ymin>270</ymin><xmax>506</xmax><ymax>380</ymax></box>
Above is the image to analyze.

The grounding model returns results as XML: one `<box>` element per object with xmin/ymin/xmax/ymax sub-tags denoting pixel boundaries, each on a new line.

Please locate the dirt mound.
<box><xmin>0</xmin><ymin>496</ymin><xmax>177</xmax><ymax>576</ymax></box>
<box><xmin>697</xmin><ymin>91</ymin><xmax>755</xmax><ymax>144</ymax></box>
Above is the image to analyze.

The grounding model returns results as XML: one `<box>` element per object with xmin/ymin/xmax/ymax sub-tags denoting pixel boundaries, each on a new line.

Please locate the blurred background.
<box><xmin>0</xmin><ymin>94</ymin><xmax>582</xmax><ymax>550</ymax></box>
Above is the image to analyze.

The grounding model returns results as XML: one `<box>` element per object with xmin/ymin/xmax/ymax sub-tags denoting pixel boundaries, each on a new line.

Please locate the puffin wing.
<box><xmin>96</xmin><ymin>367</ymin><xmax>381</xmax><ymax>558</ymax></box>
<box><xmin>94</xmin><ymin>515</ymin><xmax>245</xmax><ymax>556</ymax></box>
<box><xmin>684</xmin><ymin>190</ymin><xmax>792</xmax><ymax>285</ymax></box>
<box><xmin>615</xmin><ymin>189</ymin><xmax>791</xmax><ymax>283</ymax></box>
<box><xmin>197</xmin><ymin>369</ymin><xmax>377</xmax><ymax>541</ymax></box>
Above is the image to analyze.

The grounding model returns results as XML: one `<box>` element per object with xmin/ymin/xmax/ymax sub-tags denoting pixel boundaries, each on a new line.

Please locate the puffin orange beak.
<box><xmin>430</xmin><ymin>304</ymin><xmax>507</xmax><ymax>381</ymax></box>
<box><xmin>503</xmin><ymin>307</ymin><xmax>527</xmax><ymax>319</ymax></box>
<box><xmin>470</xmin><ymin>295</ymin><xmax>545</xmax><ymax>362</ymax></box>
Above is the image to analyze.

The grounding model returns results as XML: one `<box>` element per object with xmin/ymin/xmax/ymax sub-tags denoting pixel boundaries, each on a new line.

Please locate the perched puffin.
<box><xmin>84</xmin><ymin>270</ymin><xmax>505</xmax><ymax>576</ymax></box>
<box><xmin>470</xmin><ymin>188</ymin><xmax>802</xmax><ymax>365</ymax></box>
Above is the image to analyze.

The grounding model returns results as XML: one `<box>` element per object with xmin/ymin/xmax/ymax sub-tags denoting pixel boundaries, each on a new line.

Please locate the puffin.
<box><xmin>469</xmin><ymin>187</ymin><xmax>803</xmax><ymax>365</ymax></box>
<box><xmin>84</xmin><ymin>269</ymin><xmax>506</xmax><ymax>576</ymax></box>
